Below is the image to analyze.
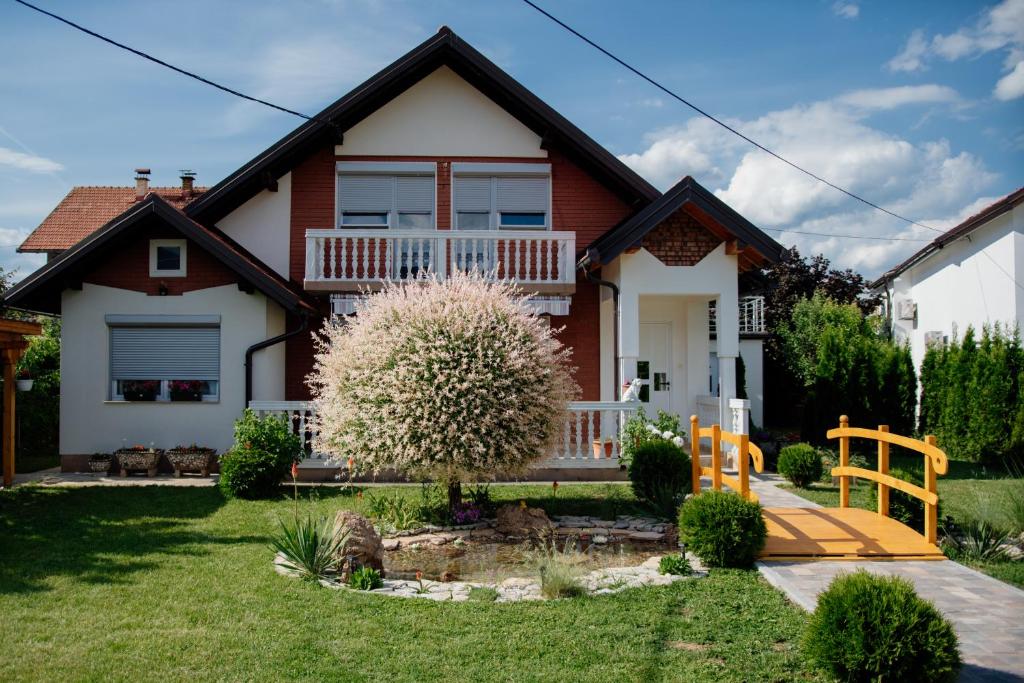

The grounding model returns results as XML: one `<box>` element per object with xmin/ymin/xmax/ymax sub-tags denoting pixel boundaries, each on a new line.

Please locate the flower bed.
<box><xmin>114</xmin><ymin>447</ymin><xmax>163</xmax><ymax>476</ymax></box>
<box><xmin>166</xmin><ymin>445</ymin><xmax>216</xmax><ymax>476</ymax></box>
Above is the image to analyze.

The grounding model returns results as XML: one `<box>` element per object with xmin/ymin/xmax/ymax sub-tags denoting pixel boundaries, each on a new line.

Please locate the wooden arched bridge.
<box><xmin>689</xmin><ymin>415</ymin><xmax>948</xmax><ymax>561</ymax></box>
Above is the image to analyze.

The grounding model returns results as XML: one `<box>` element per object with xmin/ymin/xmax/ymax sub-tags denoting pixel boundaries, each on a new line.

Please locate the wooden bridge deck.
<box><xmin>759</xmin><ymin>507</ymin><xmax>945</xmax><ymax>560</ymax></box>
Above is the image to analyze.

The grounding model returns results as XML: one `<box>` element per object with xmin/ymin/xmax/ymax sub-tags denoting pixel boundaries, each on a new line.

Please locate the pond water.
<box><xmin>383</xmin><ymin>534</ymin><xmax>680</xmax><ymax>583</ymax></box>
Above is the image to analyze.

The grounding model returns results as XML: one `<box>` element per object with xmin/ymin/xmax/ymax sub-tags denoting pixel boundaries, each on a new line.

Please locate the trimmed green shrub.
<box><xmin>777</xmin><ymin>443</ymin><xmax>822</xmax><ymax>488</ymax></box>
<box><xmin>233</xmin><ymin>409</ymin><xmax>303</xmax><ymax>462</ymax></box>
<box><xmin>802</xmin><ymin>570</ymin><xmax>961</xmax><ymax>682</ymax></box>
<box><xmin>627</xmin><ymin>439</ymin><xmax>691</xmax><ymax>519</ymax></box>
<box><xmin>678</xmin><ymin>491</ymin><xmax>767</xmax><ymax>568</ymax></box>
<box><xmin>218</xmin><ymin>448</ymin><xmax>290</xmax><ymax>499</ymax></box>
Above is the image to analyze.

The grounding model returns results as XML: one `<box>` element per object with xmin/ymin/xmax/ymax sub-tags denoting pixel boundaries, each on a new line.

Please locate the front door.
<box><xmin>639</xmin><ymin>322</ymin><xmax>672</xmax><ymax>416</ymax></box>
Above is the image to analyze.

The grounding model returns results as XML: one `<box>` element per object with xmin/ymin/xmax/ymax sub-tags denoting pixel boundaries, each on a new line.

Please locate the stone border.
<box><xmin>273</xmin><ymin>553</ymin><xmax>706</xmax><ymax>602</ymax></box>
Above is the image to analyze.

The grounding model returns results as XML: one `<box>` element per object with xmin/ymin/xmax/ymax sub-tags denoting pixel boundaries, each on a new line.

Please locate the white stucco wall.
<box><xmin>216</xmin><ymin>172</ymin><xmax>292</xmax><ymax>278</ymax></box>
<box><xmin>60</xmin><ymin>284</ymin><xmax>287</xmax><ymax>454</ymax></box>
<box><xmin>887</xmin><ymin>203</ymin><xmax>1022</xmax><ymax>371</ymax></box>
<box><xmin>336</xmin><ymin>66</ymin><xmax>547</xmax><ymax>158</ymax></box>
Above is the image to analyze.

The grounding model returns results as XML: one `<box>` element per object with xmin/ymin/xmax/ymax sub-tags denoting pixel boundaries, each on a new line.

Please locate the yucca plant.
<box><xmin>941</xmin><ymin>517</ymin><xmax>1012</xmax><ymax>562</ymax></box>
<box><xmin>271</xmin><ymin>515</ymin><xmax>349</xmax><ymax>583</ymax></box>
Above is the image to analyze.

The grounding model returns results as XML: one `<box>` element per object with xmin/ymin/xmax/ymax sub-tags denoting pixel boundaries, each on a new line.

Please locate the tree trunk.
<box><xmin>447</xmin><ymin>480</ymin><xmax>462</xmax><ymax>515</ymax></box>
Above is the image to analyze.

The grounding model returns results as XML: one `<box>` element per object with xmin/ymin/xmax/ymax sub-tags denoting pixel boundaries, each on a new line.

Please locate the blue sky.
<box><xmin>1</xmin><ymin>0</ymin><xmax>1022</xmax><ymax>280</ymax></box>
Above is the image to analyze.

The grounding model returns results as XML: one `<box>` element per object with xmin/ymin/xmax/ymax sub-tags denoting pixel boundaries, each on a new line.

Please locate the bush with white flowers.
<box><xmin>308</xmin><ymin>272</ymin><xmax>578</xmax><ymax>508</ymax></box>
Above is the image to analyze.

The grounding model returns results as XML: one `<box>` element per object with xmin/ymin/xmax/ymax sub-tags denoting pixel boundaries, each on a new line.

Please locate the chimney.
<box><xmin>179</xmin><ymin>169</ymin><xmax>196</xmax><ymax>197</ymax></box>
<box><xmin>134</xmin><ymin>168</ymin><xmax>151</xmax><ymax>200</ymax></box>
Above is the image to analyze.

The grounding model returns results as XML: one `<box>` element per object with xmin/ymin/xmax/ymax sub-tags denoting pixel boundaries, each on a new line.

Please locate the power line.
<box><xmin>12</xmin><ymin>0</ymin><xmax>334</xmax><ymax>127</ymax></box>
<box><xmin>762</xmin><ymin>228</ymin><xmax>928</xmax><ymax>242</ymax></box>
<box><xmin>519</xmin><ymin>0</ymin><xmax>947</xmax><ymax>237</ymax></box>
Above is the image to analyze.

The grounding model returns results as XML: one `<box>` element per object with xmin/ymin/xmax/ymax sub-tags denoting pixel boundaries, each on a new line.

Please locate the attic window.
<box><xmin>149</xmin><ymin>239</ymin><xmax>187</xmax><ymax>277</ymax></box>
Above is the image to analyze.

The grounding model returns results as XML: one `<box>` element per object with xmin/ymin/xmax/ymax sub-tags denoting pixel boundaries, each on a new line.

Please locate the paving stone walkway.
<box><xmin>750</xmin><ymin>472</ymin><xmax>1024</xmax><ymax>682</ymax></box>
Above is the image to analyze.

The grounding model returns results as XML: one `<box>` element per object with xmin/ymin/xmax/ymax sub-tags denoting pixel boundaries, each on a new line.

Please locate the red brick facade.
<box><xmin>284</xmin><ymin>146</ymin><xmax>632</xmax><ymax>401</ymax></box>
<box><xmin>641</xmin><ymin>210</ymin><xmax>722</xmax><ymax>267</ymax></box>
<box><xmin>83</xmin><ymin>221</ymin><xmax>238</xmax><ymax>296</ymax></box>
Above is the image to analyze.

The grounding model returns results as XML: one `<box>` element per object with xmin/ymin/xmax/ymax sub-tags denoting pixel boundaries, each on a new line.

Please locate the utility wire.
<box><xmin>12</xmin><ymin>0</ymin><xmax>335</xmax><ymax>127</ymax></box>
<box><xmin>762</xmin><ymin>228</ymin><xmax>928</xmax><ymax>242</ymax></box>
<box><xmin>520</xmin><ymin>0</ymin><xmax>946</xmax><ymax>237</ymax></box>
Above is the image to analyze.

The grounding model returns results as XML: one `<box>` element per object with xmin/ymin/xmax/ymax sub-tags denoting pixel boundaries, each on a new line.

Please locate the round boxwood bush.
<box><xmin>777</xmin><ymin>443</ymin><xmax>823</xmax><ymax>488</ymax></box>
<box><xmin>627</xmin><ymin>438</ymin><xmax>691</xmax><ymax>518</ymax></box>
<box><xmin>803</xmin><ymin>570</ymin><xmax>961</xmax><ymax>682</ymax></box>
<box><xmin>218</xmin><ymin>448</ymin><xmax>291</xmax><ymax>499</ymax></box>
<box><xmin>677</xmin><ymin>490</ymin><xmax>767</xmax><ymax>567</ymax></box>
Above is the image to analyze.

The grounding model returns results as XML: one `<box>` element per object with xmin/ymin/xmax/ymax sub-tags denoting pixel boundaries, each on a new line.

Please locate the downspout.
<box><xmin>244</xmin><ymin>312</ymin><xmax>309</xmax><ymax>409</ymax></box>
<box><xmin>580</xmin><ymin>250</ymin><xmax>621</xmax><ymax>397</ymax></box>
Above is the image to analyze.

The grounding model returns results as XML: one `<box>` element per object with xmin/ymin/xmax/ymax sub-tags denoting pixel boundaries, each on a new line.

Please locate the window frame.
<box><xmin>450</xmin><ymin>163</ymin><xmax>552</xmax><ymax>232</ymax></box>
<box><xmin>149</xmin><ymin>239</ymin><xmax>187</xmax><ymax>277</ymax></box>
<box><xmin>335</xmin><ymin>162</ymin><xmax>436</xmax><ymax>231</ymax></box>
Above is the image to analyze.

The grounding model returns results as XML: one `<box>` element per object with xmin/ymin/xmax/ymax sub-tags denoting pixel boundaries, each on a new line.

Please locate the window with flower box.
<box><xmin>107</xmin><ymin>315</ymin><xmax>220</xmax><ymax>402</ymax></box>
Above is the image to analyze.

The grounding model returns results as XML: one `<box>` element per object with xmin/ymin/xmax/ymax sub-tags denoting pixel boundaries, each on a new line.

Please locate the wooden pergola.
<box><xmin>0</xmin><ymin>318</ymin><xmax>43</xmax><ymax>487</ymax></box>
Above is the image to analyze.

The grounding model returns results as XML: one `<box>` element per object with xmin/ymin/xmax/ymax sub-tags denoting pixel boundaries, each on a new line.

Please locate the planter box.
<box><xmin>115</xmin><ymin>449</ymin><xmax>163</xmax><ymax>477</ymax></box>
<box><xmin>16</xmin><ymin>379</ymin><xmax>33</xmax><ymax>392</ymax></box>
<box><xmin>88</xmin><ymin>458</ymin><xmax>112</xmax><ymax>474</ymax></box>
<box><xmin>169</xmin><ymin>392</ymin><xmax>202</xmax><ymax>402</ymax></box>
<box><xmin>592</xmin><ymin>440</ymin><xmax>616</xmax><ymax>459</ymax></box>
<box><xmin>166</xmin><ymin>448</ymin><xmax>216</xmax><ymax>476</ymax></box>
<box><xmin>124</xmin><ymin>391</ymin><xmax>157</xmax><ymax>402</ymax></box>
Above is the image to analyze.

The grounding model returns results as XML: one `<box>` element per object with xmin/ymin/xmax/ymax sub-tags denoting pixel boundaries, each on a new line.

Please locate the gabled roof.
<box><xmin>871</xmin><ymin>185</ymin><xmax>1024</xmax><ymax>289</ymax></box>
<box><xmin>4</xmin><ymin>194</ymin><xmax>318</xmax><ymax>316</ymax></box>
<box><xmin>185</xmin><ymin>26</ymin><xmax>658</xmax><ymax>225</ymax></box>
<box><xmin>582</xmin><ymin>175</ymin><xmax>785</xmax><ymax>269</ymax></box>
<box><xmin>19</xmin><ymin>185</ymin><xmax>206</xmax><ymax>253</ymax></box>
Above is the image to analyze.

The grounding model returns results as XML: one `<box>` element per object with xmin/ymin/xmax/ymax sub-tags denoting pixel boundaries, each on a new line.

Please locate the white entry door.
<box><xmin>639</xmin><ymin>322</ymin><xmax>672</xmax><ymax>416</ymax></box>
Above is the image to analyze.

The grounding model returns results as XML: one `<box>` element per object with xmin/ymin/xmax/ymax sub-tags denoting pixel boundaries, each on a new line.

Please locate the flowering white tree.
<box><xmin>308</xmin><ymin>272</ymin><xmax>578</xmax><ymax>509</ymax></box>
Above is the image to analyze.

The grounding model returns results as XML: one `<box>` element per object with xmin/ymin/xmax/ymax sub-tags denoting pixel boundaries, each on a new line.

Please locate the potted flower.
<box><xmin>166</xmin><ymin>443</ymin><xmax>216</xmax><ymax>476</ymax></box>
<box><xmin>592</xmin><ymin>437</ymin><xmax>616</xmax><ymax>459</ymax></box>
<box><xmin>168</xmin><ymin>380</ymin><xmax>203</xmax><ymax>402</ymax></box>
<box><xmin>15</xmin><ymin>368</ymin><xmax>33</xmax><ymax>392</ymax></box>
<box><xmin>123</xmin><ymin>380</ymin><xmax>159</xmax><ymax>401</ymax></box>
<box><xmin>114</xmin><ymin>444</ymin><xmax>163</xmax><ymax>476</ymax></box>
<box><xmin>88</xmin><ymin>452</ymin><xmax>113</xmax><ymax>473</ymax></box>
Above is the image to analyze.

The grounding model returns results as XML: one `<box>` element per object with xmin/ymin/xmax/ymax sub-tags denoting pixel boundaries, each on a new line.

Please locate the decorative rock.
<box><xmin>593</xmin><ymin>534</ymin><xmax>609</xmax><ymax>544</ymax></box>
<box><xmin>495</xmin><ymin>504</ymin><xmax>552</xmax><ymax>535</ymax></box>
<box><xmin>382</xmin><ymin>538</ymin><xmax>400</xmax><ymax>551</ymax></box>
<box><xmin>333</xmin><ymin>510</ymin><xmax>385</xmax><ymax>579</ymax></box>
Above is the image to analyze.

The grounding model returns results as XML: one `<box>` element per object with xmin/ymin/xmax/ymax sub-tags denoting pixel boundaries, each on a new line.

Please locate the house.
<box><xmin>872</xmin><ymin>186</ymin><xmax>1024</xmax><ymax>372</ymax></box>
<box><xmin>5</xmin><ymin>27</ymin><xmax>782</xmax><ymax>475</ymax></box>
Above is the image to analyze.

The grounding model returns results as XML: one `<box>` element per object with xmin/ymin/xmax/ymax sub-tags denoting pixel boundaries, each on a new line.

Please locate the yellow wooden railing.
<box><xmin>826</xmin><ymin>415</ymin><xmax>949</xmax><ymax>545</ymax></box>
<box><xmin>689</xmin><ymin>416</ymin><xmax>764</xmax><ymax>503</ymax></box>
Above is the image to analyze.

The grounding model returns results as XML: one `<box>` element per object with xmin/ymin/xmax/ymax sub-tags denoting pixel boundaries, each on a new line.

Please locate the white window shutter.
<box><xmin>110</xmin><ymin>327</ymin><xmax>220</xmax><ymax>381</ymax></box>
<box><xmin>496</xmin><ymin>177</ymin><xmax>548</xmax><ymax>212</ymax></box>
<box><xmin>338</xmin><ymin>175</ymin><xmax>394</xmax><ymax>212</ymax></box>
<box><xmin>395</xmin><ymin>175</ymin><xmax>434</xmax><ymax>213</ymax></box>
<box><xmin>453</xmin><ymin>176</ymin><xmax>492</xmax><ymax>212</ymax></box>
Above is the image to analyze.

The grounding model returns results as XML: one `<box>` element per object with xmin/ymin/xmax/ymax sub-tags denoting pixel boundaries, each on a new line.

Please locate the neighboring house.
<box><xmin>872</xmin><ymin>186</ymin><xmax>1024</xmax><ymax>372</ymax></box>
<box><xmin>5</xmin><ymin>27</ymin><xmax>782</xmax><ymax>474</ymax></box>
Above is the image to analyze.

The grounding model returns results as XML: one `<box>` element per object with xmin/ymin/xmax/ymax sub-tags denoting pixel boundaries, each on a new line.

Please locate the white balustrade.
<box><xmin>247</xmin><ymin>399</ymin><xmax>635</xmax><ymax>469</ymax></box>
<box><xmin>708</xmin><ymin>295</ymin><xmax>766</xmax><ymax>335</ymax></box>
<box><xmin>305</xmin><ymin>229</ymin><xmax>574</xmax><ymax>291</ymax></box>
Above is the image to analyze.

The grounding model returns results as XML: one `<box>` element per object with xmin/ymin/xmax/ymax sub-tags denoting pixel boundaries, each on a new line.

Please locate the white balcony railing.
<box><xmin>708</xmin><ymin>295</ymin><xmax>766</xmax><ymax>336</ymax></box>
<box><xmin>304</xmin><ymin>229</ymin><xmax>576</xmax><ymax>294</ymax></box>
<box><xmin>248</xmin><ymin>399</ymin><xmax>638</xmax><ymax>469</ymax></box>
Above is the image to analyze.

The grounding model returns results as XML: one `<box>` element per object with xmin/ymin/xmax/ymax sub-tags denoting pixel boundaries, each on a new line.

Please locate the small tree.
<box><xmin>308</xmin><ymin>272</ymin><xmax>578</xmax><ymax>510</ymax></box>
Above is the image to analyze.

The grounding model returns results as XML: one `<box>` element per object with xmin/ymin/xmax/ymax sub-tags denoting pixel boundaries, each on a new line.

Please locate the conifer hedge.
<box><xmin>919</xmin><ymin>325</ymin><xmax>1023</xmax><ymax>464</ymax></box>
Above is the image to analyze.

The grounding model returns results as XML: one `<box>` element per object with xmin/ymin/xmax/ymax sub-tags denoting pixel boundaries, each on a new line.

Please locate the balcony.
<box><xmin>304</xmin><ymin>229</ymin><xmax>576</xmax><ymax>294</ymax></box>
<box><xmin>708</xmin><ymin>295</ymin><xmax>766</xmax><ymax>336</ymax></box>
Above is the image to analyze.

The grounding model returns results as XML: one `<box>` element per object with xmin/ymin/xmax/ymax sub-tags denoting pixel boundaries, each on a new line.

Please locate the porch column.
<box><xmin>716</xmin><ymin>292</ymin><xmax>739</xmax><ymax>464</ymax></box>
<box><xmin>618</xmin><ymin>290</ymin><xmax>639</xmax><ymax>399</ymax></box>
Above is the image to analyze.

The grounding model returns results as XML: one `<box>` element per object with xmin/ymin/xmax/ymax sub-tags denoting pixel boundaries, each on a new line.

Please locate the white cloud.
<box><xmin>994</xmin><ymin>59</ymin><xmax>1024</xmax><ymax>100</ymax></box>
<box><xmin>832</xmin><ymin>2</ymin><xmax>859</xmax><ymax>19</ymax></box>
<box><xmin>887</xmin><ymin>0</ymin><xmax>1024</xmax><ymax>99</ymax></box>
<box><xmin>617</xmin><ymin>89</ymin><xmax>999</xmax><ymax>275</ymax></box>
<box><xmin>835</xmin><ymin>84</ymin><xmax>960</xmax><ymax>110</ymax></box>
<box><xmin>0</xmin><ymin>146</ymin><xmax>63</xmax><ymax>174</ymax></box>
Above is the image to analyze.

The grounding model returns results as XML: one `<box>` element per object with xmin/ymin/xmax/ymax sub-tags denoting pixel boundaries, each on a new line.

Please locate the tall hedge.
<box><xmin>919</xmin><ymin>324</ymin><xmax>1022</xmax><ymax>464</ymax></box>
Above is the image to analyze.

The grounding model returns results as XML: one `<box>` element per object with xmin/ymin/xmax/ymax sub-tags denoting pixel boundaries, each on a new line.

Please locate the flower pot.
<box><xmin>115</xmin><ymin>449</ymin><xmax>163</xmax><ymax>477</ymax></box>
<box><xmin>166</xmin><ymin>447</ymin><xmax>216</xmax><ymax>476</ymax></box>
<box><xmin>88</xmin><ymin>458</ymin><xmax>112</xmax><ymax>473</ymax></box>
<box><xmin>16</xmin><ymin>379</ymin><xmax>33</xmax><ymax>391</ymax></box>
<box><xmin>592</xmin><ymin>440</ymin><xmax>615</xmax><ymax>459</ymax></box>
<box><xmin>169</xmin><ymin>391</ymin><xmax>202</xmax><ymax>402</ymax></box>
<box><xmin>124</xmin><ymin>391</ymin><xmax>157</xmax><ymax>402</ymax></box>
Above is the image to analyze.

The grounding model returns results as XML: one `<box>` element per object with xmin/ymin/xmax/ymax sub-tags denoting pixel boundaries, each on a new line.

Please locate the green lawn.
<box><xmin>0</xmin><ymin>484</ymin><xmax>821</xmax><ymax>682</ymax></box>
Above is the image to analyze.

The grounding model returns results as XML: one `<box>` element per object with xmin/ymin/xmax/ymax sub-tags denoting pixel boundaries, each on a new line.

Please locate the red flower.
<box><xmin>291</xmin><ymin>461</ymin><xmax>299</xmax><ymax>480</ymax></box>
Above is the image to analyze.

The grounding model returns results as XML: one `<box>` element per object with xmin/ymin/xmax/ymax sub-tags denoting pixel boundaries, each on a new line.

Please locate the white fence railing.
<box><xmin>708</xmin><ymin>295</ymin><xmax>766</xmax><ymax>335</ymax></box>
<box><xmin>248</xmin><ymin>399</ymin><xmax>638</xmax><ymax>469</ymax></box>
<box><xmin>304</xmin><ymin>229</ymin><xmax>575</xmax><ymax>292</ymax></box>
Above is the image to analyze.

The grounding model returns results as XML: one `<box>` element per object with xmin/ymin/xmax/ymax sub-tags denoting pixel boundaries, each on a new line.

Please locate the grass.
<box><xmin>14</xmin><ymin>452</ymin><xmax>59</xmax><ymax>473</ymax></box>
<box><xmin>782</xmin><ymin>453</ymin><xmax>1024</xmax><ymax>587</ymax></box>
<box><xmin>0</xmin><ymin>484</ymin><xmax>821</xmax><ymax>682</ymax></box>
